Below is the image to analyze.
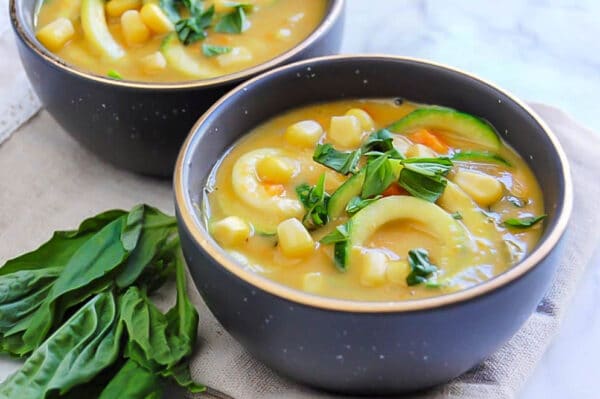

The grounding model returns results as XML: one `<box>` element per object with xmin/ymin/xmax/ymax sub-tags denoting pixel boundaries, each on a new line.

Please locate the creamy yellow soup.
<box><xmin>203</xmin><ymin>99</ymin><xmax>545</xmax><ymax>302</ymax></box>
<box><xmin>35</xmin><ymin>0</ymin><xmax>327</xmax><ymax>82</ymax></box>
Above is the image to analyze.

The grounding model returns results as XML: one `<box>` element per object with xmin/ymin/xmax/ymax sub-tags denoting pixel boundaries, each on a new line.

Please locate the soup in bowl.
<box><xmin>10</xmin><ymin>0</ymin><xmax>344</xmax><ymax>175</ymax></box>
<box><xmin>174</xmin><ymin>56</ymin><xmax>572</xmax><ymax>393</ymax></box>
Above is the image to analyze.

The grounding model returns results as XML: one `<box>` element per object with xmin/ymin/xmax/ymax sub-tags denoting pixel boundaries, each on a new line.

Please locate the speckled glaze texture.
<box><xmin>175</xmin><ymin>57</ymin><xmax>571</xmax><ymax>393</ymax></box>
<box><xmin>9</xmin><ymin>0</ymin><xmax>345</xmax><ymax>177</ymax></box>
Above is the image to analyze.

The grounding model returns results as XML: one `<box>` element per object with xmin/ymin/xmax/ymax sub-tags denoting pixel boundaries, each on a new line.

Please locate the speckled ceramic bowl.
<box><xmin>174</xmin><ymin>55</ymin><xmax>573</xmax><ymax>394</ymax></box>
<box><xmin>9</xmin><ymin>0</ymin><xmax>345</xmax><ymax>176</ymax></box>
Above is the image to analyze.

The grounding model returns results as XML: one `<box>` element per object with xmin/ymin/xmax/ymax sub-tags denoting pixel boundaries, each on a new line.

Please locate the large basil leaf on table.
<box><xmin>0</xmin><ymin>292</ymin><xmax>122</xmax><ymax>398</ymax></box>
<box><xmin>3</xmin><ymin>206</ymin><xmax>144</xmax><ymax>356</ymax></box>
<box><xmin>120</xmin><ymin>251</ymin><xmax>204</xmax><ymax>393</ymax></box>
<box><xmin>98</xmin><ymin>359</ymin><xmax>165</xmax><ymax>399</ymax></box>
<box><xmin>0</xmin><ymin>210</ymin><xmax>127</xmax><ymax>355</ymax></box>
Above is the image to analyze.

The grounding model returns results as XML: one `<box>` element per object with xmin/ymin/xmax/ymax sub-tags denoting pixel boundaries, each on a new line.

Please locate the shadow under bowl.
<box><xmin>174</xmin><ymin>55</ymin><xmax>573</xmax><ymax>394</ymax></box>
<box><xmin>9</xmin><ymin>0</ymin><xmax>345</xmax><ymax>176</ymax></box>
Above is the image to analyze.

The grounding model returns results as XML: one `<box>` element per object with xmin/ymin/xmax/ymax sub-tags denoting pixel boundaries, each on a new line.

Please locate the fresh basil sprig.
<box><xmin>175</xmin><ymin>5</ymin><xmax>215</xmax><ymax>45</ymax></box>
<box><xmin>406</xmin><ymin>248</ymin><xmax>438</xmax><ymax>286</ymax></box>
<box><xmin>215</xmin><ymin>4</ymin><xmax>252</xmax><ymax>33</ymax></box>
<box><xmin>398</xmin><ymin>157</ymin><xmax>453</xmax><ymax>203</ymax></box>
<box><xmin>312</xmin><ymin>144</ymin><xmax>361</xmax><ymax>176</ymax></box>
<box><xmin>0</xmin><ymin>205</ymin><xmax>212</xmax><ymax>397</ymax></box>
<box><xmin>345</xmin><ymin>195</ymin><xmax>381</xmax><ymax>215</ymax></box>
<box><xmin>202</xmin><ymin>43</ymin><xmax>232</xmax><ymax>57</ymax></box>
<box><xmin>296</xmin><ymin>174</ymin><xmax>330</xmax><ymax>229</ymax></box>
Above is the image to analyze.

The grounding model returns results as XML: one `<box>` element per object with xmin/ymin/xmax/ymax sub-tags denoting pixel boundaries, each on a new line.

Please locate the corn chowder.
<box><xmin>35</xmin><ymin>0</ymin><xmax>327</xmax><ymax>81</ymax></box>
<box><xmin>203</xmin><ymin>99</ymin><xmax>546</xmax><ymax>301</ymax></box>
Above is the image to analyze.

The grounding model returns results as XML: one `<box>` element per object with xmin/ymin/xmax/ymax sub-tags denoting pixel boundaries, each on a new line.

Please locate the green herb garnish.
<box><xmin>202</xmin><ymin>43</ymin><xmax>232</xmax><ymax>57</ymax></box>
<box><xmin>345</xmin><ymin>195</ymin><xmax>381</xmax><ymax>215</ymax></box>
<box><xmin>503</xmin><ymin>214</ymin><xmax>546</xmax><ymax>229</ymax></box>
<box><xmin>296</xmin><ymin>174</ymin><xmax>330</xmax><ymax>229</ymax></box>
<box><xmin>215</xmin><ymin>4</ymin><xmax>251</xmax><ymax>34</ymax></box>
<box><xmin>107</xmin><ymin>69</ymin><xmax>122</xmax><ymax>79</ymax></box>
<box><xmin>397</xmin><ymin>157</ymin><xmax>453</xmax><ymax>203</ymax></box>
<box><xmin>313</xmin><ymin>144</ymin><xmax>361</xmax><ymax>176</ymax></box>
<box><xmin>361</xmin><ymin>154</ymin><xmax>397</xmax><ymax>199</ymax></box>
<box><xmin>175</xmin><ymin>5</ymin><xmax>215</xmax><ymax>45</ymax></box>
<box><xmin>451</xmin><ymin>211</ymin><xmax>463</xmax><ymax>220</ymax></box>
<box><xmin>406</xmin><ymin>248</ymin><xmax>438</xmax><ymax>286</ymax></box>
<box><xmin>362</xmin><ymin>129</ymin><xmax>395</xmax><ymax>153</ymax></box>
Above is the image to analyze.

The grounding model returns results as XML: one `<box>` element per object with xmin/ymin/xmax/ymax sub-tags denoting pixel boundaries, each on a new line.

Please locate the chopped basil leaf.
<box><xmin>507</xmin><ymin>196</ymin><xmax>526</xmax><ymax>208</ymax></box>
<box><xmin>202</xmin><ymin>43</ymin><xmax>232</xmax><ymax>57</ymax></box>
<box><xmin>175</xmin><ymin>5</ymin><xmax>215</xmax><ymax>45</ymax></box>
<box><xmin>215</xmin><ymin>5</ymin><xmax>250</xmax><ymax>34</ymax></box>
<box><xmin>397</xmin><ymin>158</ymin><xmax>452</xmax><ymax>203</ymax></box>
<box><xmin>107</xmin><ymin>69</ymin><xmax>122</xmax><ymax>80</ymax></box>
<box><xmin>345</xmin><ymin>196</ymin><xmax>381</xmax><ymax>216</ymax></box>
<box><xmin>361</xmin><ymin>154</ymin><xmax>396</xmax><ymax>199</ymax></box>
<box><xmin>401</xmin><ymin>157</ymin><xmax>453</xmax><ymax>177</ymax></box>
<box><xmin>451</xmin><ymin>211</ymin><xmax>463</xmax><ymax>220</ymax></box>
<box><xmin>362</xmin><ymin>129</ymin><xmax>395</xmax><ymax>153</ymax></box>
<box><xmin>320</xmin><ymin>222</ymin><xmax>351</xmax><ymax>245</ymax></box>
<box><xmin>296</xmin><ymin>174</ymin><xmax>330</xmax><ymax>229</ymax></box>
<box><xmin>406</xmin><ymin>248</ymin><xmax>438</xmax><ymax>286</ymax></box>
<box><xmin>503</xmin><ymin>214</ymin><xmax>546</xmax><ymax>229</ymax></box>
<box><xmin>313</xmin><ymin>144</ymin><xmax>361</xmax><ymax>175</ymax></box>
<box><xmin>398</xmin><ymin>168</ymin><xmax>448</xmax><ymax>203</ymax></box>
<box><xmin>451</xmin><ymin>150</ymin><xmax>511</xmax><ymax>167</ymax></box>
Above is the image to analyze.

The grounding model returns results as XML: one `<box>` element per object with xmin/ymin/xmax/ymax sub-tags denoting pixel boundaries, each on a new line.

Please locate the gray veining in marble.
<box><xmin>342</xmin><ymin>0</ymin><xmax>600</xmax><ymax>131</ymax></box>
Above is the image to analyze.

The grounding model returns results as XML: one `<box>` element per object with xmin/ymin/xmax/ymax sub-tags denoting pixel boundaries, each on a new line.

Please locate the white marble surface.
<box><xmin>340</xmin><ymin>1</ymin><xmax>600</xmax><ymax>398</ymax></box>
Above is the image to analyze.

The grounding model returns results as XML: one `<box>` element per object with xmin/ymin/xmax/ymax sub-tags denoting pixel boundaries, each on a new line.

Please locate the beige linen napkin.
<box><xmin>0</xmin><ymin>104</ymin><xmax>598</xmax><ymax>398</ymax></box>
<box><xmin>0</xmin><ymin>0</ymin><xmax>41</xmax><ymax>145</ymax></box>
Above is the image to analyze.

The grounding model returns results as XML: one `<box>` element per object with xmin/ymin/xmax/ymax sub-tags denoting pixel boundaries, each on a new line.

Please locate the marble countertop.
<box><xmin>341</xmin><ymin>1</ymin><xmax>600</xmax><ymax>398</ymax></box>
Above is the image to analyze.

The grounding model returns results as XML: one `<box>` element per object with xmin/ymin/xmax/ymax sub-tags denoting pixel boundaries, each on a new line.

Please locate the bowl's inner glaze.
<box><xmin>184</xmin><ymin>57</ymin><xmax>566</xmax><ymax>256</ymax></box>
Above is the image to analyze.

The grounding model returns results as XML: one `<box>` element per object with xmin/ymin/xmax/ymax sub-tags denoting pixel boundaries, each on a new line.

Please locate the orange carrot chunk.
<box><xmin>409</xmin><ymin>129</ymin><xmax>448</xmax><ymax>154</ymax></box>
<box><xmin>382</xmin><ymin>183</ymin><xmax>408</xmax><ymax>197</ymax></box>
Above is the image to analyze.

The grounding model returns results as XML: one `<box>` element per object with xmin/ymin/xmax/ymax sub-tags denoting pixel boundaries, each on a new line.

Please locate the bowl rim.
<box><xmin>9</xmin><ymin>0</ymin><xmax>344</xmax><ymax>90</ymax></box>
<box><xmin>174</xmin><ymin>54</ymin><xmax>574</xmax><ymax>313</ymax></box>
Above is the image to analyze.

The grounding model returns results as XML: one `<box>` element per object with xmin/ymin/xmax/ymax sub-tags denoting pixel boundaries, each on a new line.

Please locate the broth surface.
<box><xmin>35</xmin><ymin>0</ymin><xmax>326</xmax><ymax>82</ymax></box>
<box><xmin>203</xmin><ymin>99</ymin><xmax>545</xmax><ymax>301</ymax></box>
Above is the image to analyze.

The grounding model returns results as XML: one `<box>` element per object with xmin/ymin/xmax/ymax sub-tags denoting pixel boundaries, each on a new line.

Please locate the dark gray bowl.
<box><xmin>9</xmin><ymin>0</ymin><xmax>344</xmax><ymax>177</ymax></box>
<box><xmin>174</xmin><ymin>55</ymin><xmax>573</xmax><ymax>394</ymax></box>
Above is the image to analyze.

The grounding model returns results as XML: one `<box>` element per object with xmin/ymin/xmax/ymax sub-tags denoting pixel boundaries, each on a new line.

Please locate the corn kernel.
<box><xmin>406</xmin><ymin>143</ymin><xmax>437</xmax><ymax>158</ymax></box>
<box><xmin>386</xmin><ymin>260</ymin><xmax>410</xmax><ymax>284</ymax></box>
<box><xmin>284</xmin><ymin>120</ymin><xmax>323</xmax><ymax>148</ymax></box>
<box><xmin>359</xmin><ymin>250</ymin><xmax>388</xmax><ymax>287</ymax></box>
<box><xmin>277</xmin><ymin>218</ymin><xmax>314</xmax><ymax>258</ymax></box>
<box><xmin>140</xmin><ymin>51</ymin><xmax>167</xmax><ymax>74</ymax></box>
<box><xmin>36</xmin><ymin>18</ymin><xmax>75</xmax><ymax>51</ymax></box>
<box><xmin>106</xmin><ymin>0</ymin><xmax>142</xmax><ymax>17</ymax></box>
<box><xmin>345</xmin><ymin>108</ymin><xmax>374</xmax><ymax>131</ymax></box>
<box><xmin>328</xmin><ymin>115</ymin><xmax>363</xmax><ymax>149</ymax></box>
<box><xmin>210</xmin><ymin>216</ymin><xmax>251</xmax><ymax>247</ymax></box>
<box><xmin>140</xmin><ymin>3</ymin><xmax>174</xmax><ymax>34</ymax></box>
<box><xmin>216</xmin><ymin>47</ymin><xmax>253</xmax><ymax>67</ymax></box>
<box><xmin>453</xmin><ymin>169</ymin><xmax>504</xmax><ymax>207</ymax></box>
<box><xmin>302</xmin><ymin>272</ymin><xmax>323</xmax><ymax>293</ymax></box>
<box><xmin>256</xmin><ymin>156</ymin><xmax>294</xmax><ymax>184</ymax></box>
<box><xmin>121</xmin><ymin>10</ymin><xmax>151</xmax><ymax>46</ymax></box>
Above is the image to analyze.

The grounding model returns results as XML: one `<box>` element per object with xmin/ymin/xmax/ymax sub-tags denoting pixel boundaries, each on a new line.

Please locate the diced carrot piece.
<box><xmin>382</xmin><ymin>183</ymin><xmax>408</xmax><ymax>197</ymax></box>
<box><xmin>409</xmin><ymin>129</ymin><xmax>448</xmax><ymax>154</ymax></box>
<box><xmin>264</xmin><ymin>184</ymin><xmax>285</xmax><ymax>196</ymax></box>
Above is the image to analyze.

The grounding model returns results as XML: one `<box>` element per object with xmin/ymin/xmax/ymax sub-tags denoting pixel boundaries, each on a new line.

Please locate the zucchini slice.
<box><xmin>81</xmin><ymin>0</ymin><xmax>124</xmax><ymax>59</ymax></box>
<box><xmin>327</xmin><ymin>170</ymin><xmax>365</xmax><ymax>220</ymax></box>
<box><xmin>388</xmin><ymin>108</ymin><xmax>501</xmax><ymax>151</ymax></box>
<box><xmin>451</xmin><ymin>150</ymin><xmax>511</xmax><ymax>167</ymax></box>
<box><xmin>334</xmin><ymin>196</ymin><xmax>467</xmax><ymax>271</ymax></box>
<box><xmin>161</xmin><ymin>34</ymin><xmax>219</xmax><ymax>79</ymax></box>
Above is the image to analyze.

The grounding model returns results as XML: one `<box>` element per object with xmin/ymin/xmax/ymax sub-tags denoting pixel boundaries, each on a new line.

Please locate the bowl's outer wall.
<box><xmin>12</xmin><ymin>0</ymin><xmax>345</xmax><ymax>177</ymax></box>
<box><xmin>177</xmin><ymin>57</ymin><xmax>568</xmax><ymax>393</ymax></box>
